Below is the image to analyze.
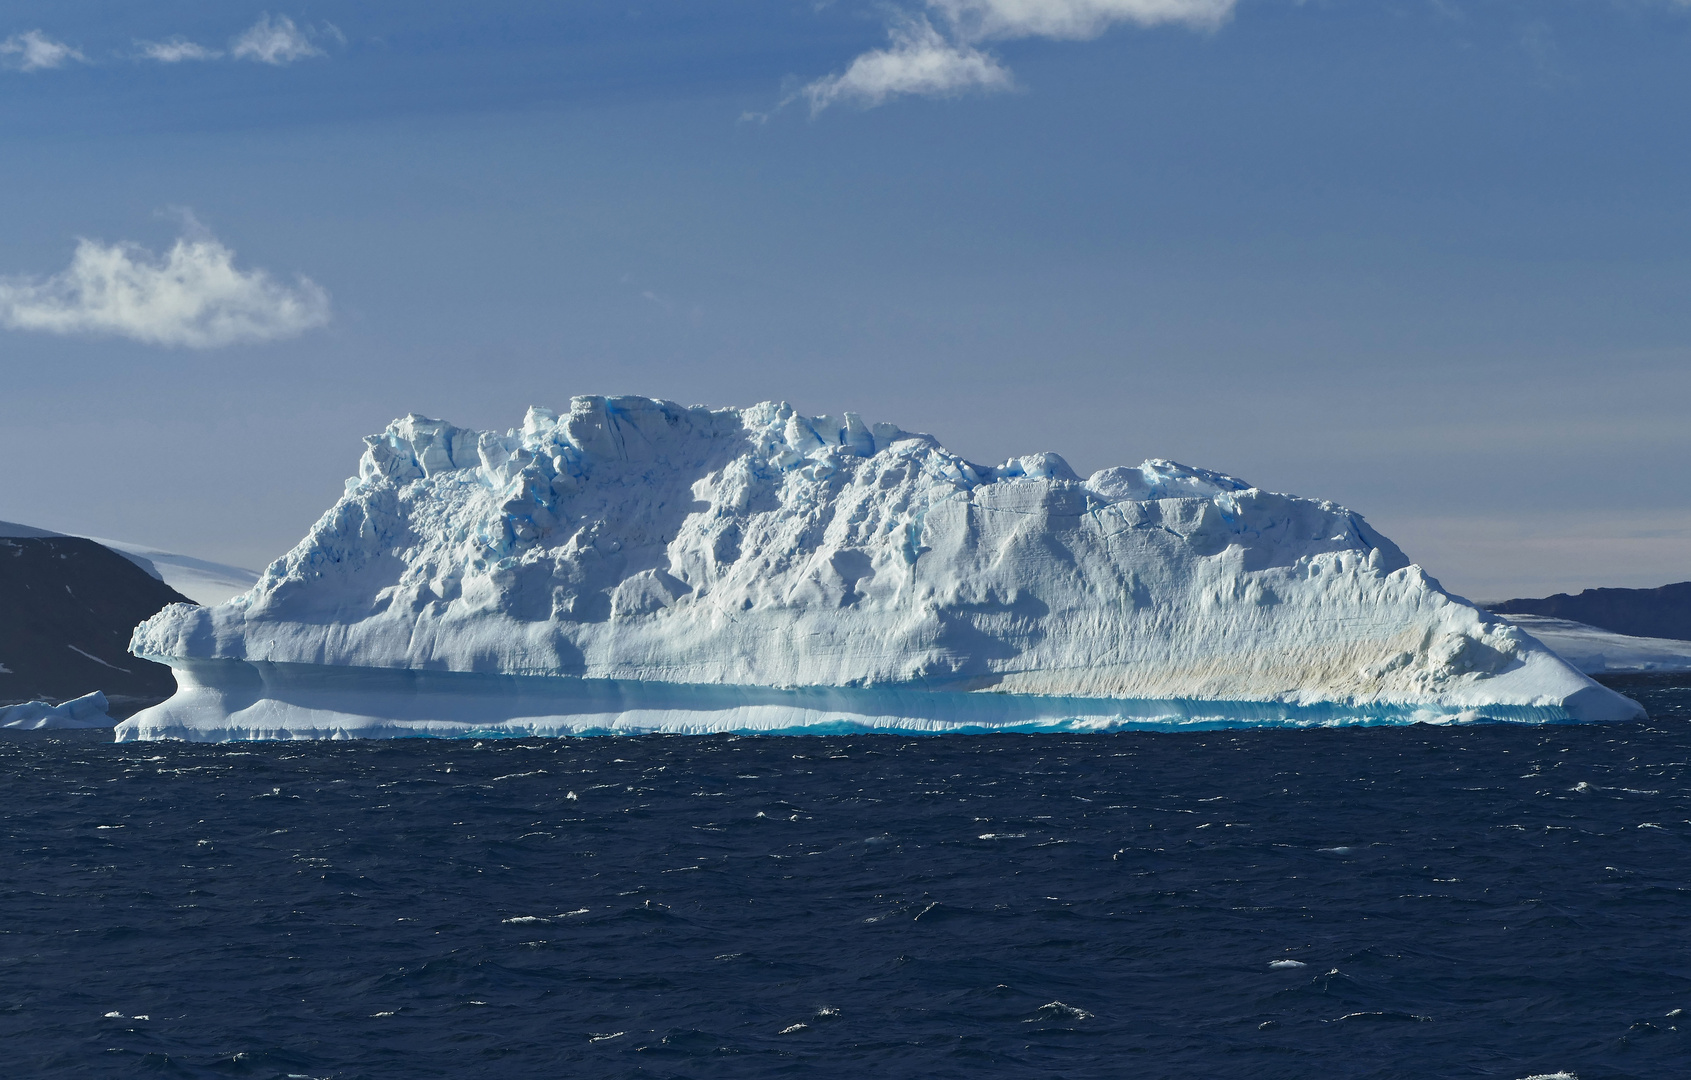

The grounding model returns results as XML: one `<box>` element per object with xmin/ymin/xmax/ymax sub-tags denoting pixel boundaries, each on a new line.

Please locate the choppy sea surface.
<box><xmin>3</xmin><ymin>676</ymin><xmax>1688</xmax><ymax>1080</ymax></box>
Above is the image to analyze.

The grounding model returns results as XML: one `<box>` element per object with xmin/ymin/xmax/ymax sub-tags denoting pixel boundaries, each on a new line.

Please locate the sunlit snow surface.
<box><xmin>125</xmin><ymin>397</ymin><xmax>1638</xmax><ymax>740</ymax></box>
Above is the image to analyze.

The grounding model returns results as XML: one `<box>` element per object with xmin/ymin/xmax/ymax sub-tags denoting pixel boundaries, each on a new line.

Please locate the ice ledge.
<box><xmin>2</xmin><ymin>691</ymin><xmax>113</xmax><ymax>730</ymax></box>
<box><xmin>114</xmin><ymin>659</ymin><xmax>1645</xmax><ymax>742</ymax></box>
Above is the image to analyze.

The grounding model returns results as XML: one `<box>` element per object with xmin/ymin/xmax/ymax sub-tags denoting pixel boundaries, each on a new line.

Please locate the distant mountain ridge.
<box><xmin>0</xmin><ymin>521</ymin><xmax>258</xmax><ymax>606</ymax></box>
<box><xmin>1490</xmin><ymin>582</ymin><xmax>1691</xmax><ymax>643</ymax></box>
<box><xmin>0</xmin><ymin>536</ymin><xmax>191</xmax><ymax>715</ymax></box>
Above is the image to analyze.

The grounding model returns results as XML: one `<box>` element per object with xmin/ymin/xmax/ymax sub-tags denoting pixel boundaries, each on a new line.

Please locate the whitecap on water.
<box><xmin>1269</xmin><ymin>960</ymin><xmax>1307</xmax><ymax>970</ymax></box>
<box><xmin>502</xmin><ymin>911</ymin><xmax>587</xmax><ymax>924</ymax></box>
<box><xmin>1026</xmin><ymin>1001</ymin><xmax>1093</xmax><ymax>1022</ymax></box>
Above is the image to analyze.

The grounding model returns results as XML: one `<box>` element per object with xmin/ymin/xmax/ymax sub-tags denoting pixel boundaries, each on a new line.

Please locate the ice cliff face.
<box><xmin>126</xmin><ymin>396</ymin><xmax>1636</xmax><ymax>730</ymax></box>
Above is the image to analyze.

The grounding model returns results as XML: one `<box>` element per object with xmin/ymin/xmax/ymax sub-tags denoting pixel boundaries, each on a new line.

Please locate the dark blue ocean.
<box><xmin>4</xmin><ymin>676</ymin><xmax>1688</xmax><ymax>1080</ymax></box>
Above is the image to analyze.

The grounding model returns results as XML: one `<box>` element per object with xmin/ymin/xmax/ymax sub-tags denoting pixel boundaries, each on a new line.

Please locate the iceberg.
<box><xmin>2</xmin><ymin>691</ymin><xmax>112</xmax><ymax>730</ymax></box>
<box><xmin>119</xmin><ymin>397</ymin><xmax>1641</xmax><ymax>741</ymax></box>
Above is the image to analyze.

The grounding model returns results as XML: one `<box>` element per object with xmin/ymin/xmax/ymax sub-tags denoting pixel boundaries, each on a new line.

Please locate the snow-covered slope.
<box><xmin>82</xmin><ymin>539</ymin><xmax>259</xmax><ymax>607</ymax></box>
<box><xmin>0</xmin><ymin>520</ymin><xmax>258</xmax><ymax>606</ymax></box>
<box><xmin>1501</xmin><ymin>615</ymin><xmax>1691</xmax><ymax>675</ymax></box>
<box><xmin>120</xmin><ymin>397</ymin><xmax>1640</xmax><ymax>740</ymax></box>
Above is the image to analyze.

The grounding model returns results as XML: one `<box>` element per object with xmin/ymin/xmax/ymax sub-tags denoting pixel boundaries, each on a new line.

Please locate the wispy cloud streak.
<box><xmin>0</xmin><ymin>30</ymin><xmax>85</xmax><ymax>71</ymax></box>
<box><xmin>804</xmin><ymin>0</ymin><xmax>1236</xmax><ymax>111</ymax></box>
<box><xmin>136</xmin><ymin>38</ymin><xmax>222</xmax><ymax>63</ymax></box>
<box><xmin>932</xmin><ymin>0</ymin><xmax>1235</xmax><ymax>40</ymax></box>
<box><xmin>803</xmin><ymin>16</ymin><xmax>1013</xmax><ymax>112</ymax></box>
<box><xmin>230</xmin><ymin>14</ymin><xmax>324</xmax><ymax>65</ymax></box>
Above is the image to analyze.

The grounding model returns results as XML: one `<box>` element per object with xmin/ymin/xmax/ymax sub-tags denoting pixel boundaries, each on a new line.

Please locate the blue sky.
<box><xmin>1</xmin><ymin>1</ymin><xmax>1688</xmax><ymax>598</ymax></box>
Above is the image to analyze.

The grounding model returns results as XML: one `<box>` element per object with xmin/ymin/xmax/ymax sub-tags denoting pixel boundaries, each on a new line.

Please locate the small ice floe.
<box><xmin>1268</xmin><ymin>960</ymin><xmax>1307</xmax><ymax>970</ymax></box>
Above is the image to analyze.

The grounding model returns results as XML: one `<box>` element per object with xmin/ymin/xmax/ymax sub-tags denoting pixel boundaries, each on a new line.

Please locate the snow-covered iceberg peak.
<box><xmin>121</xmin><ymin>396</ymin><xmax>1640</xmax><ymax>740</ymax></box>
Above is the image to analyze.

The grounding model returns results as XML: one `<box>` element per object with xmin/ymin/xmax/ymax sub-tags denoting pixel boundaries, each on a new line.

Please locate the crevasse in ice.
<box><xmin>120</xmin><ymin>396</ymin><xmax>1640</xmax><ymax>740</ymax></box>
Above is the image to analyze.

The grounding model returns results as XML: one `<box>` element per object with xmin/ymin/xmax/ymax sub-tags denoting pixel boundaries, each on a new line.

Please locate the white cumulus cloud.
<box><xmin>804</xmin><ymin>0</ymin><xmax>1236</xmax><ymax>111</ymax></box>
<box><xmin>803</xmin><ymin>17</ymin><xmax>1013</xmax><ymax>112</ymax></box>
<box><xmin>0</xmin><ymin>30</ymin><xmax>86</xmax><ymax>71</ymax></box>
<box><xmin>230</xmin><ymin>14</ymin><xmax>323</xmax><ymax>65</ymax></box>
<box><xmin>137</xmin><ymin>38</ymin><xmax>222</xmax><ymax>63</ymax></box>
<box><xmin>0</xmin><ymin>230</ymin><xmax>331</xmax><ymax>348</ymax></box>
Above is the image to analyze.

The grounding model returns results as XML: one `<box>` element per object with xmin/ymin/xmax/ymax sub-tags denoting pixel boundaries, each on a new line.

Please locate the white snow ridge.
<box><xmin>118</xmin><ymin>397</ymin><xmax>1640</xmax><ymax>741</ymax></box>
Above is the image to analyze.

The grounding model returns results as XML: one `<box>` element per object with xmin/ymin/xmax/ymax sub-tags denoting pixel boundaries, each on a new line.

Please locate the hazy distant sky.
<box><xmin>1</xmin><ymin>1</ymin><xmax>1687</xmax><ymax>599</ymax></box>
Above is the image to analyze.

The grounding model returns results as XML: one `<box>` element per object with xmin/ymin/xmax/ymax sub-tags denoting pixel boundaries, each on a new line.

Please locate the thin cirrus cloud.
<box><xmin>802</xmin><ymin>0</ymin><xmax>1237</xmax><ymax>111</ymax></box>
<box><xmin>0</xmin><ymin>29</ymin><xmax>86</xmax><ymax>71</ymax></box>
<box><xmin>230</xmin><ymin>13</ymin><xmax>329</xmax><ymax>65</ymax></box>
<box><xmin>0</xmin><ymin>226</ymin><xmax>331</xmax><ymax>349</ymax></box>
<box><xmin>137</xmin><ymin>37</ymin><xmax>223</xmax><ymax>63</ymax></box>
<box><xmin>135</xmin><ymin>14</ymin><xmax>333</xmax><ymax>66</ymax></box>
